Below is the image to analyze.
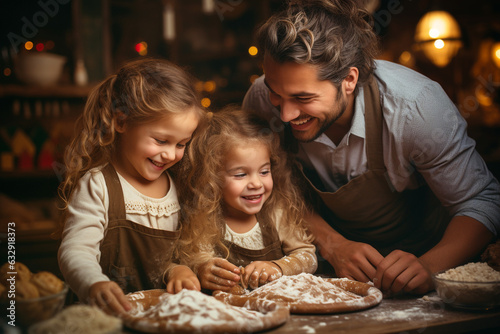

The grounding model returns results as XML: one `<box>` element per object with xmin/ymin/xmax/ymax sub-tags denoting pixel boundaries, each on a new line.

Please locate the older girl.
<box><xmin>58</xmin><ymin>58</ymin><xmax>205</xmax><ymax>314</ymax></box>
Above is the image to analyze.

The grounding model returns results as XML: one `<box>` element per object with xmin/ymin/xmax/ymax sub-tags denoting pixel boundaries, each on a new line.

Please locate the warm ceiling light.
<box><xmin>414</xmin><ymin>11</ymin><xmax>462</xmax><ymax>67</ymax></box>
<box><xmin>492</xmin><ymin>42</ymin><xmax>500</xmax><ymax>68</ymax></box>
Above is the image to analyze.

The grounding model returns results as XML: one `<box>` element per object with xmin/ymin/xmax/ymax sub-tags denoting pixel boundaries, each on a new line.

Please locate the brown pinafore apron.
<box><xmin>295</xmin><ymin>76</ymin><xmax>451</xmax><ymax>257</ymax></box>
<box><xmin>219</xmin><ymin>219</ymin><xmax>285</xmax><ymax>267</ymax></box>
<box><xmin>98</xmin><ymin>164</ymin><xmax>180</xmax><ymax>293</ymax></box>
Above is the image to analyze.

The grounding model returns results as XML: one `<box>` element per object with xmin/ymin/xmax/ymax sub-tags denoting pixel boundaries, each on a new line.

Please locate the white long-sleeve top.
<box><xmin>58</xmin><ymin>166</ymin><xmax>180</xmax><ymax>301</ymax></box>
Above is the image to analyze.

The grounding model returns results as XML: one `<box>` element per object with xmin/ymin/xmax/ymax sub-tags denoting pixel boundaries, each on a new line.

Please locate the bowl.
<box><xmin>1</xmin><ymin>283</ymin><xmax>68</xmax><ymax>328</ymax></box>
<box><xmin>14</xmin><ymin>52</ymin><xmax>66</xmax><ymax>86</ymax></box>
<box><xmin>433</xmin><ymin>273</ymin><xmax>500</xmax><ymax>310</ymax></box>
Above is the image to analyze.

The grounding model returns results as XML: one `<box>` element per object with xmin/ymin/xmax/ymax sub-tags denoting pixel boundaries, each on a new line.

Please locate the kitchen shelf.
<box><xmin>0</xmin><ymin>84</ymin><xmax>95</xmax><ymax>99</ymax></box>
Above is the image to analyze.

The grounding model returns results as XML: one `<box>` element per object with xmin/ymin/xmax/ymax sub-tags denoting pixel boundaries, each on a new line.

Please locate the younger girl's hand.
<box><xmin>88</xmin><ymin>281</ymin><xmax>132</xmax><ymax>315</ymax></box>
<box><xmin>166</xmin><ymin>265</ymin><xmax>201</xmax><ymax>294</ymax></box>
<box><xmin>198</xmin><ymin>258</ymin><xmax>240</xmax><ymax>292</ymax></box>
<box><xmin>243</xmin><ymin>261</ymin><xmax>282</xmax><ymax>289</ymax></box>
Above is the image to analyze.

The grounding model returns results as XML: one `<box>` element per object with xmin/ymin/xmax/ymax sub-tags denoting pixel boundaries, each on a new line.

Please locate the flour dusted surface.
<box><xmin>130</xmin><ymin>289</ymin><xmax>265</xmax><ymax>326</ymax></box>
<box><xmin>213</xmin><ymin>273</ymin><xmax>383</xmax><ymax>314</ymax></box>
<box><xmin>250</xmin><ymin>273</ymin><xmax>361</xmax><ymax>304</ymax></box>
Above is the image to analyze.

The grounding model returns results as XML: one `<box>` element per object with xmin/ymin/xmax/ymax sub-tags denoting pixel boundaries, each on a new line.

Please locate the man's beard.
<box><xmin>293</xmin><ymin>92</ymin><xmax>348</xmax><ymax>143</ymax></box>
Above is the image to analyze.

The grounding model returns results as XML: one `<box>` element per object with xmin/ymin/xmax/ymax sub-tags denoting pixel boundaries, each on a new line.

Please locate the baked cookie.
<box><xmin>481</xmin><ymin>240</ymin><xmax>500</xmax><ymax>271</ymax></box>
<box><xmin>0</xmin><ymin>262</ymin><xmax>32</xmax><ymax>283</ymax></box>
<box><xmin>15</xmin><ymin>280</ymin><xmax>40</xmax><ymax>300</ymax></box>
<box><xmin>30</xmin><ymin>271</ymin><xmax>65</xmax><ymax>297</ymax></box>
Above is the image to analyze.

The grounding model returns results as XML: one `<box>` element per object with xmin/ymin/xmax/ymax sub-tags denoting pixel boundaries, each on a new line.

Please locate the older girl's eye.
<box><xmin>234</xmin><ymin>173</ymin><xmax>246</xmax><ymax>178</ymax></box>
<box><xmin>260</xmin><ymin>170</ymin><xmax>271</xmax><ymax>176</ymax></box>
<box><xmin>176</xmin><ymin>143</ymin><xmax>186</xmax><ymax>148</ymax></box>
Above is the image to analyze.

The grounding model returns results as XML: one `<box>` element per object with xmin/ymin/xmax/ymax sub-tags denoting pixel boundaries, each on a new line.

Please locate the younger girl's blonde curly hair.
<box><xmin>175</xmin><ymin>107</ymin><xmax>312</xmax><ymax>272</ymax></box>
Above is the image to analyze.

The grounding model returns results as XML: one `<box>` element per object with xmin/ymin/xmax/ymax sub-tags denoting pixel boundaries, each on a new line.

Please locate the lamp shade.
<box><xmin>492</xmin><ymin>42</ymin><xmax>500</xmax><ymax>68</ymax></box>
<box><xmin>415</xmin><ymin>11</ymin><xmax>462</xmax><ymax>67</ymax></box>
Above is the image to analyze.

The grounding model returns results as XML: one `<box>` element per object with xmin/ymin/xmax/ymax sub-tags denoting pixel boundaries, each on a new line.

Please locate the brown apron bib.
<box><xmin>99</xmin><ymin>164</ymin><xmax>180</xmax><ymax>293</ymax></box>
<box><xmin>295</xmin><ymin>77</ymin><xmax>450</xmax><ymax>257</ymax></box>
<box><xmin>219</xmin><ymin>219</ymin><xmax>285</xmax><ymax>267</ymax></box>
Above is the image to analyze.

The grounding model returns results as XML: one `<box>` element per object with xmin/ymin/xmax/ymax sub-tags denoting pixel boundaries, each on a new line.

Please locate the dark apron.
<box><xmin>99</xmin><ymin>164</ymin><xmax>180</xmax><ymax>293</ymax></box>
<box><xmin>219</xmin><ymin>219</ymin><xmax>285</xmax><ymax>267</ymax></box>
<box><xmin>295</xmin><ymin>77</ymin><xmax>451</xmax><ymax>257</ymax></box>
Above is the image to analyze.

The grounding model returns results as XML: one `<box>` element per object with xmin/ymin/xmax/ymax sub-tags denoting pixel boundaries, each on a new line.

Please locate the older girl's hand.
<box><xmin>166</xmin><ymin>265</ymin><xmax>201</xmax><ymax>294</ymax></box>
<box><xmin>243</xmin><ymin>261</ymin><xmax>282</xmax><ymax>289</ymax></box>
<box><xmin>197</xmin><ymin>258</ymin><xmax>240</xmax><ymax>292</ymax></box>
<box><xmin>88</xmin><ymin>281</ymin><xmax>131</xmax><ymax>315</ymax></box>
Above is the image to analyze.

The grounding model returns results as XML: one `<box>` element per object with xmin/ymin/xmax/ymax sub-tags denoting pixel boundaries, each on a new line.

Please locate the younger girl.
<box><xmin>58</xmin><ymin>58</ymin><xmax>205</xmax><ymax>314</ymax></box>
<box><xmin>176</xmin><ymin>107</ymin><xmax>317</xmax><ymax>292</ymax></box>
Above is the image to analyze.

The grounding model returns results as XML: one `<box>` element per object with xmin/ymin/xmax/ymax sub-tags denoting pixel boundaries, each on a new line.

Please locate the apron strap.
<box><xmin>363</xmin><ymin>76</ymin><xmax>385</xmax><ymax>172</ymax></box>
<box><xmin>101</xmin><ymin>164</ymin><xmax>126</xmax><ymax>221</ymax></box>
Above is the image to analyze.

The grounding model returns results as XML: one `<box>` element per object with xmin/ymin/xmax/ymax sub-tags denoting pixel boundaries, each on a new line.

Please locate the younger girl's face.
<box><xmin>222</xmin><ymin>141</ymin><xmax>273</xmax><ymax>220</ymax></box>
<box><xmin>116</xmin><ymin>107</ymin><xmax>199</xmax><ymax>184</ymax></box>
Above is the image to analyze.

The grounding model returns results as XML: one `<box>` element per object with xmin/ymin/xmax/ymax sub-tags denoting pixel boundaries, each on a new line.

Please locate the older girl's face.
<box><xmin>115</xmin><ymin>107</ymin><xmax>199</xmax><ymax>185</ymax></box>
<box><xmin>222</xmin><ymin>141</ymin><xmax>274</xmax><ymax>221</ymax></box>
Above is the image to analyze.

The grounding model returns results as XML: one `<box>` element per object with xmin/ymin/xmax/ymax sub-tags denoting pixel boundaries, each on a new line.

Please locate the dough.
<box><xmin>214</xmin><ymin>273</ymin><xmax>383</xmax><ymax>314</ymax></box>
<box><xmin>122</xmin><ymin>289</ymin><xmax>289</xmax><ymax>333</ymax></box>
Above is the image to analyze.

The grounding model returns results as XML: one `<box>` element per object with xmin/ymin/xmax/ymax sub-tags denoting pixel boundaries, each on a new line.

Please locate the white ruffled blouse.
<box><xmin>224</xmin><ymin>222</ymin><xmax>265</xmax><ymax>250</ymax></box>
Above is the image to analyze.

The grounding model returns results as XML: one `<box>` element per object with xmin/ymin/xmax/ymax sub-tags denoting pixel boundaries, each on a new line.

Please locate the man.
<box><xmin>243</xmin><ymin>0</ymin><xmax>500</xmax><ymax>294</ymax></box>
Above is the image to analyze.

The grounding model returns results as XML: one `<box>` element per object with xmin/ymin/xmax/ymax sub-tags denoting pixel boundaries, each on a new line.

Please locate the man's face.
<box><xmin>263</xmin><ymin>55</ymin><xmax>348</xmax><ymax>142</ymax></box>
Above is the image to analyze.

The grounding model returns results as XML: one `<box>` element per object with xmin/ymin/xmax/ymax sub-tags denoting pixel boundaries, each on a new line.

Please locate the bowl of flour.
<box><xmin>433</xmin><ymin>262</ymin><xmax>500</xmax><ymax>310</ymax></box>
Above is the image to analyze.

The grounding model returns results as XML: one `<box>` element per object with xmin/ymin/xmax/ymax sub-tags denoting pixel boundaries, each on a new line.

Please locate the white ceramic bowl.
<box><xmin>14</xmin><ymin>52</ymin><xmax>66</xmax><ymax>86</ymax></box>
<box><xmin>433</xmin><ymin>273</ymin><xmax>500</xmax><ymax>310</ymax></box>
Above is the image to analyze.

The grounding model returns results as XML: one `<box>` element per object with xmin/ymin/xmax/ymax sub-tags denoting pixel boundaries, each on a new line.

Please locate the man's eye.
<box><xmin>297</xmin><ymin>97</ymin><xmax>312</xmax><ymax>103</ymax></box>
<box><xmin>155</xmin><ymin>139</ymin><xmax>167</xmax><ymax>144</ymax></box>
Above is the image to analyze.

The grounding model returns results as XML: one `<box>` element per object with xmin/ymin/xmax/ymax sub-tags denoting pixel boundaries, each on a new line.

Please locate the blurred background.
<box><xmin>0</xmin><ymin>0</ymin><xmax>499</xmax><ymax>275</ymax></box>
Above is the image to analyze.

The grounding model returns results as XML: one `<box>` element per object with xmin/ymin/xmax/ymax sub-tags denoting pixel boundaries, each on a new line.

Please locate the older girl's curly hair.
<box><xmin>175</xmin><ymin>107</ymin><xmax>312</xmax><ymax>272</ymax></box>
<box><xmin>59</xmin><ymin>57</ymin><xmax>203</xmax><ymax>207</ymax></box>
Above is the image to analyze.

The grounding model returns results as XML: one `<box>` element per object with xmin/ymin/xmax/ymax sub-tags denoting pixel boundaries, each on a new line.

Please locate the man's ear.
<box><xmin>343</xmin><ymin>67</ymin><xmax>359</xmax><ymax>96</ymax></box>
<box><xmin>114</xmin><ymin>110</ymin><xmax>127</xmax><ymax>133</ymax></box>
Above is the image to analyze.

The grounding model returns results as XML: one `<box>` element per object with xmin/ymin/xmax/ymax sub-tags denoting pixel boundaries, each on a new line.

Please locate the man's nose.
<box><xmin>280</xmin><ymin>100</ymin><xmax>300</xmax><ymax>123</ymax></box>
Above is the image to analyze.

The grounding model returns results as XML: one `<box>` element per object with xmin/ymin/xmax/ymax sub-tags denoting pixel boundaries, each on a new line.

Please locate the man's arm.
<box><xmin>374</xmin><ymin>216</ymin><xmax>494</xmax><ymax>294</ymax></box>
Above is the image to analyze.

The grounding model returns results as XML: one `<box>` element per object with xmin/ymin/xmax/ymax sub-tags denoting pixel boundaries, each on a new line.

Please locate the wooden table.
<box><xmin>265</xmin><ymin>292</ymin><xmax>500</xmax><ymax>333</ymax></box>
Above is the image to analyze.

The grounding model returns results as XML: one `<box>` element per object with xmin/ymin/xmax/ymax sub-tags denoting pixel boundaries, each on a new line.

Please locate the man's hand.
<box><xmin>373</xmin><ymin>250</ymin><xmax>433</xmax><ymax>294</ymax></box>
<box><xmin>321</xmin><ymin>236</ymin><xmax>384</xmax><ymax>283</ymax></box>
<box><xmin>88</xmin><ymin>281</ymin><xmax>131</xmax><ymax>315</ymax></box>
<box><xmin>243</xmin><ymin>261</ymin><xmax>282</xmax><ymax>289</ymax></box>
<box><xmin>197</xmin><ymin>258</ymin><xmax>240</xmax><ymax>292</ymax></box>
<box><xmin>166</xmin><ymin>265</ymin><xmax>201</xmax><ymax>294</ymax></box>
